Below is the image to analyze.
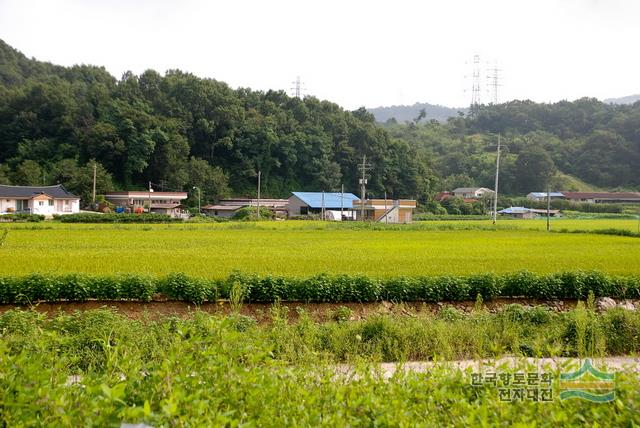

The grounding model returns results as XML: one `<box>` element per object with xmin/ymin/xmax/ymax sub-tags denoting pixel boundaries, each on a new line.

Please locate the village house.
<box><xmin>498</xmin><ymin>206</ymin><xmax>561</xmax><ymax>219</ymax></box>
<box><xmin>560</xmin><ymin>192</ymin><xmax>640</xmax><ymax>204</ymax></box>
<box><xmin>452</xmin><ymin>187</ymin><xmax>495</xmax><ymax>200</ymax></box>
<box><xmin>105</xmin><ymin>190</ymin><xmax>189</xmax><ymax>218</ymax></box>
<box><xmin>287</xmin><ymin>192</ymin><xmax>359</xmax><ymax>219</ymax></box>
<box><xmin>526</xmin><ymin>192</ymin><xmax>566</xmax><ymax>202</ymax></box>
<box><xmin>202</xmin><ymin>198</ymin><xmax>289</xmax><ymax>218</ymax></box>
<box><xmin>352</xmin><ymin>199</ymin><xmax>417</xmax><ymax>223</ymax></box>
<box><xmin>0</xmin><ymin>184</ymin><xmax>80</xmax><ymax>216</ymax></box>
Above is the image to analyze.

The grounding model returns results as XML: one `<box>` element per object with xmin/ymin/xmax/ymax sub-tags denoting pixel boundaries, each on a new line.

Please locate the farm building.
<box><xmin>0</xmin><ymin>184</ymin><xmax>80</xmax><ymax>216</ymax></box>
<box><xmin>105</xmin><ymin>191</ymin><xmax>189</xmax><ymax>218</ymax></box>
<box><xmin>287</xmin><ymin>192</ymin><xmax>359</xmax><ymax>219</ymax></box>
<box><xmin>202</xmin><ymin>198</ymin><xmax>288</xmax><ymax>218</ymax></box>
<box><xmin>352</xmin><ymin>199</ymin><xmax>417</xmax><ymax>223</ymax></box>
<box><xmin>498</xmin><ymin>207</ymin><xmax>561</xmax><ymax>219</ymax></box>
<box><xmin>452</xmin><ymin>187</ymin><xmax>494</xmax><ymax>200</ymax></box>
<box><xmin>526</xmin><ymin>192</ymin><xmax>565</xmax><ymax>202</ymax></box>
<box><xmin>561</xmin><ymin>192</ymin><xmax>640</xmax><ymax>204</ymax></box>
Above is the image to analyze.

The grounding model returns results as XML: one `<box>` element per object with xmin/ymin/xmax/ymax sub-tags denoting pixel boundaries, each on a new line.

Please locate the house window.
<box><xmin>39</xmin><ymin>201</ymin><xmax>44</xmax><ymax>206</ymax></box>
<box><xmin>49</xmin><ymin>200</ymin><xmax>54</xmax><ymax>206</ymax></box>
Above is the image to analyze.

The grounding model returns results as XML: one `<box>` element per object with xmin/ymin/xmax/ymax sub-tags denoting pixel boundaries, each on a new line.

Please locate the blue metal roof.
<box><xmin>498</xmin><ymin>206</ymin><xmax>531</xmax><ymax>214</ymax></box>
<box><xmin>291</xmin><ymin>192</ymin><xmax>359</xmax><ymax>209</ymax></box>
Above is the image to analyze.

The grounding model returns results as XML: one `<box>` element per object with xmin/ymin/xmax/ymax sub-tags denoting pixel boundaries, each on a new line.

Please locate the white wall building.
<box><xmin>0</xmin><ymin>184</ymin><xmax>80</xmax><ymax>216</ymax></box>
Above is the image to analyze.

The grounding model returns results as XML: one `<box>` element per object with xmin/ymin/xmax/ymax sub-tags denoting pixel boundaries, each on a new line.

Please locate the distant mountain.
<box><xmin>603</xmin><ymin>94</ymin><xmax>640</xmax><ymax>105</ymax></box>
<box><xmin>367</xmin><ymin>102</ymin><xmax>465</xmax><ymax>124</ymax></box>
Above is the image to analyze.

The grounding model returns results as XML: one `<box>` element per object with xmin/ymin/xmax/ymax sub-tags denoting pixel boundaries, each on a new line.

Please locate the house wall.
<box><xmin>204</xmin><ymin>210</ymin><xmax>237</xmax><ymax>218</ymax></box>
<box><xmin>287</xmin><ymin>196</ymin><xmax>307</xmax><ymax>216</ymax></box>
<box><xmin>0</xmin><ymin>199</ymin><xmax>17</xmax><ymax>213</ymax></box>
<box><xmin>30</xmin><ymin>197</ymin><xmax>79</xmax><ymax>215</ymax></box>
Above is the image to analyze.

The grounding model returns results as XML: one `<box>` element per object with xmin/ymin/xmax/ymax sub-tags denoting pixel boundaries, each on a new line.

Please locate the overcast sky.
<box><xmin>1</xmin><ymin>0</ymin><xmax>638</xmax><ymax>110</ymax></box>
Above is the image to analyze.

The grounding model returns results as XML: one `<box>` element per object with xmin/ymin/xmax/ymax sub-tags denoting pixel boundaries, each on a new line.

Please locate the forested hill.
<box><xmin>0</xmin><ymin>40</ymin><xmax>433</xmax><ymax>204</ymax></box>
<box><xmin>1</xmin><ymin>39</ymin><xmax>638</xmax><ymax>207</ymax></box>
<box><xmin>367</xmin><ymin>102</ymin><xmax>463</xmax><ymax>124</ymax></box>
<box><xmin>383</xmin><ymin>99</ymin><xmax>640</xmax><ymax>194</ymax></box>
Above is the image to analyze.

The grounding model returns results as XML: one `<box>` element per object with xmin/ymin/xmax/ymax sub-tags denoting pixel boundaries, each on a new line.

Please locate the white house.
<box><xmin>452</xmin><ymin>187</ymin><xmax>495</xmax><ymax>199</ymax></box>
<box><xmin>0</xmin><ymin>184</ymin><xmax>80</xmax><ymax>216</ymax></box>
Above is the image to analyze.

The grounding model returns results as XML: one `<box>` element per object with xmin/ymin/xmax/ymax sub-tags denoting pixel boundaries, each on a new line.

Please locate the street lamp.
<box><xmin>192</xmin><ymin>186</ymin><xmax>201</xmax><ymax>215</ymax></box>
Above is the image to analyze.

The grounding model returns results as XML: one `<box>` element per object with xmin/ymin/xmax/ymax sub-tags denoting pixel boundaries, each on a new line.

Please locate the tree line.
<box><xmin>0</xmin><ymin>40</ymin><xmax>433</xmax><ymax>205</ymax></box>
<box><xmin>1</xmin><ymin>39</ymin><xmax>639</xmax><ymax>209</ymax></box>
<box><xmin>384</xmin><ymin>98</ymin><xmax>640</xmax><ymax>195</ymax></box>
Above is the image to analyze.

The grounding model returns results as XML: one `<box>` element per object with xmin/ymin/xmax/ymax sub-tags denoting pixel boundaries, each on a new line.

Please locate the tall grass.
<box><xmin>0</xmin><ymin>307</ymin><xmax>639</xmax><ymax>425</ymax></box>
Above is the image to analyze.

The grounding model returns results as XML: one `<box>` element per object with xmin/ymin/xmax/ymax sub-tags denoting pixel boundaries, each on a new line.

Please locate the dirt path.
<box><xmin>337</xmin><ymin>357</ymin><xmax>640</xmax><ymax>379</ymax></box>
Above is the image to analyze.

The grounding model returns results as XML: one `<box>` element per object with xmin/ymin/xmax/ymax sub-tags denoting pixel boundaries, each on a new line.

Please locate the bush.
<box><xmin>0</xmin><ymin>214</ymin><xmax>45</xmax><ymax>222</ymax></box>
<box><xmin>54</xmin><ymin>213</ymin><xmax>182</xmax><ymax>223</ymax></box>
<box><xmin>0</xmin><ymin>270</ymin><xmax>638</xmax><ymax>304</ymax></box>
<box><xmin>231</xmin><ymin>206</ymin><xmax>274</xmax><ymax>221</ymax></box>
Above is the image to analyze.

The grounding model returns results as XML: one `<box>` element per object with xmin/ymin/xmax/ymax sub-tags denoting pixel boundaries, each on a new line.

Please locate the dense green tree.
<box><xmin>65</xmin><ymin>161</ymin><xmax>114</xmax><ymax>206</ymax></box>
<box><xmin>13</xmin><ymin>160</ymin><xmax>44</xmax><ymax>185</ymax></box>
<box><xmin>513</xmin><ymin>145</ymin><xmax>557</xmax><ymax>193</ymax></box>
<box><xmin>187</xmin><ymin>157</ymin><xmax>230</xmax><ymax>203</ymax></box>
<box><xmin>0</xmin><ymin>163</ymin><xmax>11</xmax><ymax>184</ymax></box>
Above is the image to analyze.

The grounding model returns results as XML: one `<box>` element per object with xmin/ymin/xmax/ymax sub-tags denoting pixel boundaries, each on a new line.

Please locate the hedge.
<box><xmin>0</xmin><ymin>271</ymin><xmax>639</xmax><ymax>305</ymax></box>
<box><xmin>53</xmin><ymin>213</ymin><xmax>184</xmax><ymax>223</ymax></box>
<box><xmin>0</xmin><ymin>214</ymin><xmax>45</xmax><ymax>222</ymax></box>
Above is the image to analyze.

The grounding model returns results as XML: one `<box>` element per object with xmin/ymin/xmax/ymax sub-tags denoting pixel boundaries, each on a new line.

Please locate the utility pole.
<box><xmin>340</xmin><ymin>184</ymin><xmax>344</xmax><ymax>221</ymax></box>
<box><xmin>384</xmin><ymin>191</ymin><xmax>388</xmax><ymax>224</ymax></box>
<box><xmin>148</xmin><ymin>181</ymin><xmax>153</xmax><ymax>214</ymax></box>
<box><xmin>492</xmin><ymin>134</ymin><xmax>501</xmax><ymax>224</ymax></box>
<box><xmin>546</xmin><ymin>182</ymin><xmax>551</xmax><ymax>232</ymax></box>
<box><xmin>358</xmin><ymin>155</ymin><xmax>372</xmax><ymax>221</ymax></box>
<box><xmin>92</xmin><ymin>161</ymin><xmax>97</xmax><ymax>205</ymax></box>
<box><xmin>256</xmin><ymin>170</ymin><xmax>261</xmax><ymax>219</ymax></box>
<box><xmin>192</xmin><ymin>186</ymin><xmax>201</xmax><ymax>215</ymax></box>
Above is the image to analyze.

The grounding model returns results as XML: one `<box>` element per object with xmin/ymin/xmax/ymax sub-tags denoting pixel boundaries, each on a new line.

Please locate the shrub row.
<box><xmin>53</xmin><ymin>213</ymin><xmax>184</xmax><ymax>223</ymax></box>
<box><xmin>0</xmin><ymin>271</ymin><xmax>639</xmax><ymax>305</ymax></box>
<box><xmin>0</xmin><ymin>214</ymin><xmax>45</xmax><ymax>222</ymax></box>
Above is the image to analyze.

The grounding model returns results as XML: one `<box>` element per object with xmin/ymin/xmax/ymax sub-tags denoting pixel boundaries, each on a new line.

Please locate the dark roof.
<box><xmin>0</xmin><ymin>184</ymin><xmax>79</xmax><ymax>199</ymax></box>
<box><xmin>562</xmin><ymin>192</ymin><xmax>640</xmax><ymax>200</ymax></box>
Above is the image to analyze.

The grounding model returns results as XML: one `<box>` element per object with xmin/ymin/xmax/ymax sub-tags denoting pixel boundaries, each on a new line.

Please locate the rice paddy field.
<box><xmin>2</xmin><ymin>218</ymin><xmax>640</xmax><ymax>425</ymax></box>
<box><xmin>1</xmin><ymin>218</ymin><xmax>639</xmax><ymax>277</ymax></box>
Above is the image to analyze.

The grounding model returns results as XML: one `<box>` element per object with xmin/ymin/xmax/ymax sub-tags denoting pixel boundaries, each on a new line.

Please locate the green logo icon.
<box><xmin>559</xmin><ymin>359</ymin><xmax>615</xmax><ymax>402</ymax></box>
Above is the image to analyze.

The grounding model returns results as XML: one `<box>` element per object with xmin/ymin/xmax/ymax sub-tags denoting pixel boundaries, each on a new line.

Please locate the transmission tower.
<box><xmin>291</xmin><ymin>76</ymin><xmax>305</xmax><ymax>98</ymax></box>
<box><xmin>486</xmin><ymin>63</ymin><xmax>501</xmax><ymax>105</ymax></box>
<box><xmin>470</xmin><ymin>54</ymin><xmax>481</xmax><ymax>116</ymax></box>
